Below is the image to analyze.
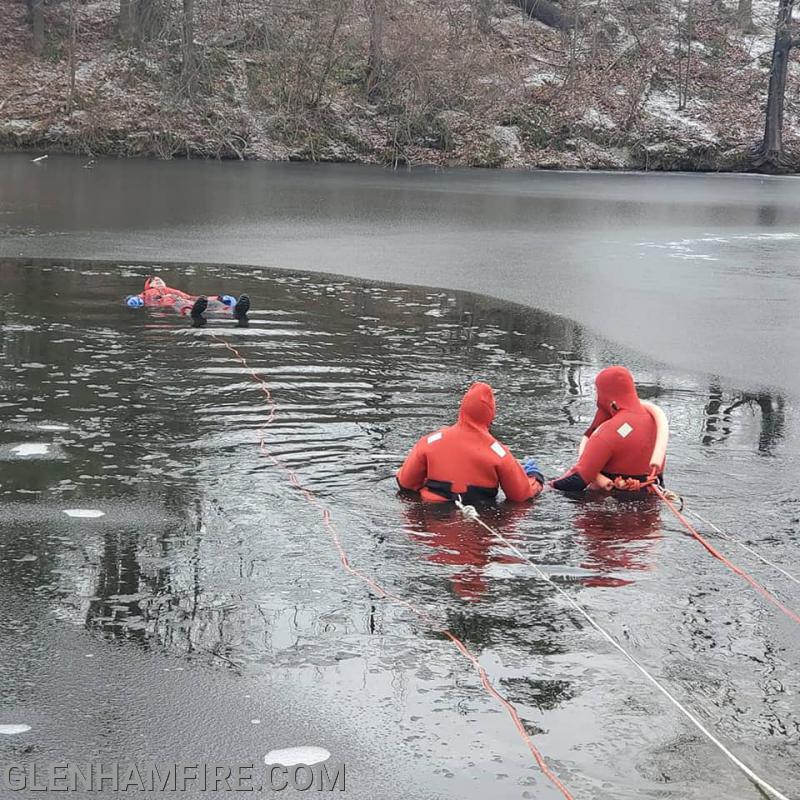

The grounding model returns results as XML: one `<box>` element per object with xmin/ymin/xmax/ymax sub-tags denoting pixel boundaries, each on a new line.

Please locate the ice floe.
<box><xmin>63</xmin><ymin>509</ymin><xmax>106</xmax><ymax>518</ymax></box>
<box><xmin>263</xmin><ymin>746</ymin><xmax>331</xmax><ymax>766</ymax></box>
<box><xmin>12</xmin><ymin>443</ymin><xmax>50</xmax><ymax>456</ymax></box>
<box><xmin>0</xmin><ymin>725</ymin><xmax>31</xmax><ymax>735</ymax></box>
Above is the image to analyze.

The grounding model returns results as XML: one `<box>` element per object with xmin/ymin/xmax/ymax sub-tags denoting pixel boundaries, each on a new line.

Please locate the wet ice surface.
<box><xmin>3</xmin><ymin>155</ymin><xmax>800</xmax><ymax>393</ymax></box>
<box><xmin>0</xmin><ymin>259</ymin><xmax>798</xmax><ymax>799</ymax></box>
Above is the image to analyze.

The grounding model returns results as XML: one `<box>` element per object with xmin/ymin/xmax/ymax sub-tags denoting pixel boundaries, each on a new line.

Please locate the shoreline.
<box><xmin>0</xmin><ymin>140</ymin><xmax>767</xmax><ymax>174</ymax></box>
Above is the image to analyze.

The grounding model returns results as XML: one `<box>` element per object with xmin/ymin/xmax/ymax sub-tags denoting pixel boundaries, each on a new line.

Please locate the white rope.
<box><xmin>687</xmin><ymin>509</ymin><xmax>800</xmax><ymax>587</ymax></box>
<box><xmin>453</xmin><ymin>496</ymin><xmax>793</xmax><ymax>800</ymax></box>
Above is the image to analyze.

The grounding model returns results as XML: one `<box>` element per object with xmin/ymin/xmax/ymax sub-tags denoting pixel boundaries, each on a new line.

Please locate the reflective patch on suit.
<box><xmin>617</xmin><ymin>422</ymin><xmax>633</xmax><ymax>438</ymax></box>
<box><xmin>490</xmin><ymin>441</ymin><xmax>506</xmax><ymax>458</ymax></box>
<box><xmin>427</xmin><ymin>431</ymin><xmax>443</xmax><ymax>444</ymax></box>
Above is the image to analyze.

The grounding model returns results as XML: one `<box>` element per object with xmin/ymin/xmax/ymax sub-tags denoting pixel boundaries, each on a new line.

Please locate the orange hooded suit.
<box><xmin>396</xmin><ymin>382</ymin><xmax>542</xmax><ymax>503</ymax></box>
<box><xmin>553</xmin><ymin>366</ymin><xmax>664</xmax><ymax>492</ymax></box>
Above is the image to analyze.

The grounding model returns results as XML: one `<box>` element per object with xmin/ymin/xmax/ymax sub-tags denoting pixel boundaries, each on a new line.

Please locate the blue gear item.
<box><xmin>126</xmin><ymin>295</ymin><xmax>144</xmax><ymax>308</ymax></box>
<box><xmin>521</xmin><ymin>457</ymin><xmax>545</xmax><ymax>483</ymax></box>
<box><xmin>219</xmin><ymin>294</ymin><xmax>237</xmax><ymax>307</ymax></box>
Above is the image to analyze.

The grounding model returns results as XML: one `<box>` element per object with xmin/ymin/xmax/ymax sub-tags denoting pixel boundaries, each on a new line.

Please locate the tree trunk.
<box><xmin>182</xmin><ymin>0</ymin><xmax>195</xmax><ymax>89</ymax></box>
<box><xmin>119</xmin><ymin>0</ymin><xmax>136</xmax><ymax>42</ymax></box>
<box><xmin>566</xmin><ymin>0</ymin><xmax>579</xmax><ymax>88</ymax></box>
<box><xmin>137</xmin><ymin>0</ymin><xmax>159</xmax><ymax>42</ymax></box>
<box><xmin>755</xmin><ymin>0</ymin><xmax>795</xmax><ymax>170</ymax></box>
<box><xmin>737</xmin><ymin>0</ymin><xmax>755</xmax><ymax>31</ymax></box>
<box><xmin>67</xmin><ymin>0</ymin><xmax>78</xmax><ymax>116</ymax></box>
<box><xmin>678</xmin><ymin>0</ymin><xmax>694</xmax><ymax>110</ymax></box>
<box><xmin>366</xmin><ymin>0</ymin><xmax>384</xmax><ymax>100</ymax></box>
<box><xmin>475</xmin><ymin>0</ymin><xmax>493</xmax><ymax>33</ymax></box>
<box><xmin>31</xmin><ymin>0</ymin><xmax>44</xmax><ymax>55</ymax></box>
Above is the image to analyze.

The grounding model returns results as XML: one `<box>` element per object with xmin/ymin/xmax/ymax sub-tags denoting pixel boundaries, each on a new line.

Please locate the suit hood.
<box><xmin>458</xmin><ymin>382</ymin><xmax>495</xmax><ymax>429</ymax></box>
<box><xmin>595</xmin><ymin>366</ymin><xmax>642</xmax><ymax>415</ymax></box>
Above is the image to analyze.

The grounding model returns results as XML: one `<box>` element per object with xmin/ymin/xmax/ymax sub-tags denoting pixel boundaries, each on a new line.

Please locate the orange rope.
<box><xmin>651</xmin><ymin>485</ymin><xmax>800</xmax><ymax>627</ymax></box>
<box><xmin>211</xmin><ymin>334</ymin><xmax>575</xmax><ymax>800</ymax></box>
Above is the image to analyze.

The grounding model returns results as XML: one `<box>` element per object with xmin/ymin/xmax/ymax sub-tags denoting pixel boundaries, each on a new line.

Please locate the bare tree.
<box><xmin>366</xmin><ymin>0</ymin><xmax>385</xmax><ymax>100</ymax></box>
<box><xmin>565</xmin><ymin>0</ymin><xmax>581</xmax><ymax>90</ymax></box>
<box><xmin>676</xmin><ymin>0</ymin><xmax>694</xmax><ymax>110</ymax></box>
<box><xmin>474</xmin><ymin>0</ymin><xmax>494</xmax><ymax>33</ymax></box>
<box><xmin>119</xmin><ymin>0</ymin><xmax>162</xmax><ymax>45</ymax></box>
<box><xmin>136</xmin><ymin>0</ymin><xmax>160</xmax><ymax>41</ymax></box>
<box><xmin>30</xmin><ymin>0</ymin><xmax>44</xmax><ymax>55</ymax></box>
<box><xmin>737</xmin><ymin>0</ymin><xmax>755</xmax><ymax>31</ymax></box>
<box><xmin>67</xmin><ymin>0</ymin><xmax>78</xmax><ymax>115</ymax></box>
<box><xmin>754</xmin><ymin>0</ymin><xmax>798</xmax><ymax>171</ymax></box>
<box><xmin>119</xmin><ymin>0</ymin><xmax>136</xmax><ymax>42</ymax></box>
<box><xmin>182</xmin><ymin>0</ymin><xmax>195</xmax><ymax>90</ymax></box>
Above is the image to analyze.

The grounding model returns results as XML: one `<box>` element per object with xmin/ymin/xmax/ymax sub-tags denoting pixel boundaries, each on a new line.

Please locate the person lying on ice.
<box><xmin>125</xmin><ymin>276</ymin><xmax>251</xmax><ymax>327</ymax></box>
<box><xmin>551</xmin><ymin>366</ymin><xmax>668</xmax><ymax>495</ymax></box>
<box><xmin>396</xmin><ymin>382</ymin><xmax>544</xmax><ymax>503</ymax></box>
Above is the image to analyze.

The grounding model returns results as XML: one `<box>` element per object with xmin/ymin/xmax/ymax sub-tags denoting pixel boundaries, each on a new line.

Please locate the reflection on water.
<box><xmin>1</xmin><ymin>259</ymin><xmax>799</xmax><ymax>799</ymax></box>
<box><xmin>402</xmin><ymin>501</ymin><xmax>533</xmax><ymax>602</ymax></box>
<box><xmin>702</xmin><ymin>385</ymin><xmax>787</xmax><ymax>454</ymax></box>
<box><xmin>571</xmin><ymin>497</ymin><xmax>663</xmax><ymax>589</ymax></box>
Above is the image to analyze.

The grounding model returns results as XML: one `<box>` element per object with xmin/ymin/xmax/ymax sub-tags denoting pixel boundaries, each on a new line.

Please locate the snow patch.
<box><xmin>264</xmin><ymin>747</ymin><xmax>331</xmax><ymax>766</ymax></box>
<box><xmin>523</xmin><ymin>70</ymin><xmax>559</xmax><ymax>88</ymax></box>
<box><xmin>733</xmin><ymin>232</ymin><xmax>800</xmax><ymax>241</ymax></box>
<box><xmin>3</xmin><ymin>119</ymin><xmax>35</xmax><ymax>133</ymax></box>
<box><xmin>488</xmin><ymin>125</ymin><xmax>522</xmax><ymax>162</ymax></box>
<box><xmin>582</xmin><ymin>108</ymin><xmax>616</xmax><ymax>130</ymax></box>
<box><xmin>63</xmin><ymin>509</ymin><xmax>106</xmax><ymax>518</ymax></box>
<box><xmin>0</xmin><ymin>725</ymin><xmax>31</xmax><ymax>735</ymax></box>
<box><xmin>12</xmin><ymin>443</ymin><xmax>50</xmax><ymax>456</ymax></box>
<box><xmin>644</xmin><ymin>91</ymin><xmax>716</xmax><ymax>142</ymax></box>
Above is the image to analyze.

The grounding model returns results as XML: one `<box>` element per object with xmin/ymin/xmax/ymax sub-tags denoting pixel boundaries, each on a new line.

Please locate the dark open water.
<box><xmin>0</xmin><ymin>259</ymin><xmax>798</xmax><ymax>799</ymax></box>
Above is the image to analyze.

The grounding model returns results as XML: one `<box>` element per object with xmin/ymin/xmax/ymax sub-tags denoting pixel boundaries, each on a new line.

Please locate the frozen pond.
<box><xmin>1</xmin><ymin>154</ymin><xmax>800</xmax><ymax>392</ymax></box>
<box><xmin>0</xmin><ymin>259</ymin><xmax>797</xmax><ymax>798</ymax></box>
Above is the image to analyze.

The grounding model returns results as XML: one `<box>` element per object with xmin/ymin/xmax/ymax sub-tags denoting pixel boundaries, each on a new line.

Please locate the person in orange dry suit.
<box><xmin>125</xmin><ymin>276</ymin><xmax>251</xmax><ymax>328</ymax></box>
<box><xmin>551</xmin><ymin>366</ymin><xmax>668</xmax><ymax>495</ymax></box>
<box><xmin>396</xmin><ymin>382</ymin><xmax>543</xmax><ymax>504</ymax></box>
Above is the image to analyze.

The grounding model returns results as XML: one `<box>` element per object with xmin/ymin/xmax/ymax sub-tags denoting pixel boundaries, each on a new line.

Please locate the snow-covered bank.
<box><xmin>2</xmin><ymin>0</ymin><xmax>799</xmax><ymax>170</ymax></box>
